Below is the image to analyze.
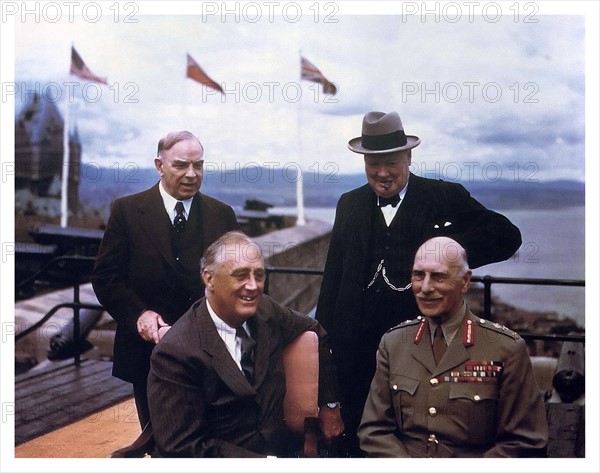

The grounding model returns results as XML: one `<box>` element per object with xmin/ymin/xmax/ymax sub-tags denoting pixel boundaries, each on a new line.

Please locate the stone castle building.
<box><xmin>15</xmin><ymin>92</ymin><xmax>81</xmax><ymax>215</ymax></box>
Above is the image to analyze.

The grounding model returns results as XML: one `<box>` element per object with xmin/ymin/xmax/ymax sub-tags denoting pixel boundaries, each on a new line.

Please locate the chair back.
<box><xmin>282</xmin><ymin>331</ymin><xmax>319</xmax><ymax>433</ymax></box>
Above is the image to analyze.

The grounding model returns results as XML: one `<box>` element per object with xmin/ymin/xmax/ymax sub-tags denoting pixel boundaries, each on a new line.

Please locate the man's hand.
<box><xmin>136</xmin><ymin>310</ymin><xmax>169</xmax><ymax>344</ymax></box>
<box><xmin>319</xmin><ymin>403</ymin><xmax>345</xmax><ymax>440</ymax></box>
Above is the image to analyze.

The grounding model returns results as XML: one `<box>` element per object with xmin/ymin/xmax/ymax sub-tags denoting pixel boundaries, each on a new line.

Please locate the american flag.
<box><xmin>300</xmin><ymin>56</ymin><xmax>337</xmax><ymax>95</ymax></box>
<box><xmin>186</xmin><ymin>53</ymin><xmax>224</xmax><ymax>94</ymax></box>
<box><xmin>70</xmin><ymin>46</ymin><xmax>108</xmax><ymax>85</ymax></box>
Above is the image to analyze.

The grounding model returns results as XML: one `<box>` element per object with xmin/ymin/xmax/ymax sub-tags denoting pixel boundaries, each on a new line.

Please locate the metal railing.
<box><xmin>15</xmin><ymin>257</ymin><xmax>585</xmax><ymax>367</ymax></box>
<box><xmin>15</xmin><ymin>255</ymin><xmax>102</xmax><ymax>365</ymax></box>
<box><xmin>265</xmin><ymin>266</ymin><xmax>586</xmax><ymax>344</ymax></box>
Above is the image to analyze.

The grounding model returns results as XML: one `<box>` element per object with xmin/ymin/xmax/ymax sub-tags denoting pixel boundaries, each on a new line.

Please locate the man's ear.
<box><xmin>202</xmin><ymin>269</ymin><xmax>213</xmax><ymax>291</ymax></box>
<box><xmin>461</xmin><ymin>269</ymin><xmax>472</xmax><ymax>294</ymax></box>
<box><xmin>154</xmin><ymin>157</ymin><xmax>164</xmax><ymax>176</ymax></box>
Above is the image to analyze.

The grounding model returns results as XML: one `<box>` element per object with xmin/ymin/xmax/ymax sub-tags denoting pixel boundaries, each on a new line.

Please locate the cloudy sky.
<box><xmin>4</xmin><ymin>1</ymin><xmax>595</xmax><ymax>184</ymax></box>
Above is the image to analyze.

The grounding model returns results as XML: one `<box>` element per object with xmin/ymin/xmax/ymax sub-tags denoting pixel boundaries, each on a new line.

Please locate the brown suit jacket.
<box><xmin>358</xmin><ymin>309</ymin><xmax>548</xmax><ymax>457</ymax></box>
<box><xmin>91</xmin><ymin>183</ymin><xmax>239</xmax><ymax>383</ymax></box>
<box><xmin>147</xmin><ymin>296</ymin><xmax>338</xmax><ymax>457</ymax></box>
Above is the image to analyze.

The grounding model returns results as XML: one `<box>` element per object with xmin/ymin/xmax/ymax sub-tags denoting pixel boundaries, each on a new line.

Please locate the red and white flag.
<box><xmin>300</xmin><ymin>56</ymin><xmax>337</xmax><ymax>95</ymax></box>
<box><xmin>186</xmin><ymin>53</ymin><xmax>224</xmax><ymax>94</ymax></box>
<box><xmin>70</xmin><ymin>46</ymin><xmax>108</xmax><ymax>85</ymax></box>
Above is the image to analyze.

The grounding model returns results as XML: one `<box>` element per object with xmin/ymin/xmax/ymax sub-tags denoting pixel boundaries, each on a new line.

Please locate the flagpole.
<box><xmin>296</xmin><ymin>51</ymin><xmax>306</xmax><ymax>226</ymax></box>
<box><xmin>60</xmin><ymin>49</ymin><xmax>72</xmax><ymax>228</ymax></box>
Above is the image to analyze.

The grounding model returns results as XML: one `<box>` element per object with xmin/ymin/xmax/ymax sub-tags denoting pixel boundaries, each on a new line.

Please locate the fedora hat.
<box><xmin>348</xmin><ymin>111</ymin><xmax>420</xmax><ymax>154</ymax></box>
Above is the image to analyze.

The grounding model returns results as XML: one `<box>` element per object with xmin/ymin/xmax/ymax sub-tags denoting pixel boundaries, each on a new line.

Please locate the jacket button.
<box><xmin>473</xmin><ymin>395</ymin><xmax>481</xmax><ymax>402</ymax></box>
<box><xmin>428</xmin><ymin>407</ymin><xmax>437</xmax><ymax>416</ymax></box>
<box><xmin>429</xmin><ymin>378</ymin><xmax>439</xmax><ymax>386</ymax></box>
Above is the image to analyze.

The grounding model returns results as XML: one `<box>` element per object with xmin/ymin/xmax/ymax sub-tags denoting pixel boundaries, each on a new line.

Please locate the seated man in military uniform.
<box><xmin>358</xmin><ymin>236</ymin><xmax>548</xmax><ymax>457</ymax></box>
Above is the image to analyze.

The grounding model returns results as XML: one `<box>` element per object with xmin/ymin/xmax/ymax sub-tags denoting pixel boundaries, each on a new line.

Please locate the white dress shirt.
<box><xmin>158</xmin><ymin>181</ymin><xmax>193</xmax><ymax>223</ymax></box>
<box><xmin>206</xmin><ymin>299</ymin><xmax>250</xmax><ymax>373</ymax></box>
<box><xmin>379</xmin><ymin>180</ymin><xmax>409</xmax><ymax>226</ymax></box>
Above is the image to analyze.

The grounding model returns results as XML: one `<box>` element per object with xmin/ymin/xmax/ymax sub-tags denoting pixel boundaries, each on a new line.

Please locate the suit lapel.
<box><xmin>133</xmin><ymin>184</ymin><xmax>178</xmax><ymax>268</ymax></box>
<box><xmin>401</xmin><ymin>175</ymin><xmax>434</xmax><ymax>238</ymax></box>
<box><xmin>351</xmin><ymin>185</ymin><xmax>377</xmax><ymax>257</ymax></box>
<box><xmin>410</xmin><ymin>320</ymin><xmax>471</xmax><ymax>376</ymax></box>
<box><xmin>433</xmin><ymin>337</ymin><xmax>469</xmax><ymax>376</ymax></box>
<box><xmin>430</xmin><ymin>311</ymin><xmax>473</xmax><ymax>376</ymax></box>
<box><xmin>251</xmin><ymin>312</ymin><xmax>277</xmax><ymax>389</ymax></box>
<box><xmin>411</xmin><ymin>322</ymin><xmax>436</xmax><ymax>374</ymax></box>
<box><xmin>197</xmin><ymin>301</ymin><xmax>256</xmax><ymax>397</ymax></box>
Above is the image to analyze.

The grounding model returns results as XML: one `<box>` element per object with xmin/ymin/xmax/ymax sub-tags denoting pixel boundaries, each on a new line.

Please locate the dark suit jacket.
<box><xmin>91</xmin><ymin>183</ymin><xmax>239</xmax><ymax>383</ymax></box>
<box><xmin>316</xmin><ymin>174</ymin><xmax>522</xmax><ymax>361</ymax></box>
<box><xmin>147</xmin><ymin>295</ymin><xmax>338</xmax><ymax>458</ymax></box>
<box><xmin>358</xmin><ymin>310</ymin><xmax>548</xmax><ymax>457</ymax></box>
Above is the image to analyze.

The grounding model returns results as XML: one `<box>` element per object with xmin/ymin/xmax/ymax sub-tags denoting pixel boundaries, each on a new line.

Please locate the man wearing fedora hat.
<box><xmin>315</xmin><ymin>111</ymin><xmax>522</xmax><ymax>456</ymax></box>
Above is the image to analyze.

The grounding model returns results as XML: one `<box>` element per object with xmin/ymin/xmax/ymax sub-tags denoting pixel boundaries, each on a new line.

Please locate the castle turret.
<box><xmin>15</xmin><ymin>92</ymin><xmax>81</xmax><ymax>213</ymax></box>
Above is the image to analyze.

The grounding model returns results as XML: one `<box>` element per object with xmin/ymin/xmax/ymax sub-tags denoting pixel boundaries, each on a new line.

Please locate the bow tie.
<box><xmin>377</xmin><ymin>194</ymin><xmax>400</xmax><ymax>207</ymax></box>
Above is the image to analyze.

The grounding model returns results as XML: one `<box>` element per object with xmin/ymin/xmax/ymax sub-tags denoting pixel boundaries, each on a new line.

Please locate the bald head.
<box><xmin>414</xmin><ymin>237</ymin><xmax>469</xmax><ymax>273</ymax></box>
<box><xmin>411</xmin><ymin>237</ymin><xmax>471</xmax><ymax>323</ymax></box>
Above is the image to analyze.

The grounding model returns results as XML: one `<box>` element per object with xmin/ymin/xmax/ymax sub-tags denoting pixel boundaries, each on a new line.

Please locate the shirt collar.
<box><xmin>427</xmin><ymin>301</ymin><xmax>467</xmax><ymax>345</ymax></box>
<box><xmin>158</xmin><ymin>181</ymin><xmax>194</xmax><ymax>217</ymax></box>
<box><xmin>206</xmin><ymin>299</ymin><xmax>252</xmax><ymax>340</ymax></box>
<box><xmin>398</xmin><ymin>177</ymin><xmax>409</xmax><ymax>201</ymax></box>
<box><xmin>377</xmin><ymin>179</ymin><xmax>409</xmax><ymax>226</ymax></box>
<box><xmin>206</xmin><ymin>299</ymin><xmax>237</xmax><ymax>343</ymax></box>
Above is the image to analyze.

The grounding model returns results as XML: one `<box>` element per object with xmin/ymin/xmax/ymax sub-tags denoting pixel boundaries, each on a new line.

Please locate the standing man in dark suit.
<box><xmin>315</xmin><ymin>111</ymin><xmax>522</xmax><ymax>456</ymax></box>
<box><xmin>147</xmin><ymin>231</ymin><xmax>344</xmax><ymax>457</ymax></box>
<box><xmin>91</xmin><ymin>130</ymin><xmax>239</xmax><ymax>428</ymax></box>
<box><xmin>358</xmin><ymin>237</ymin><xmax>547</xmax><ymax>457</ymax></box>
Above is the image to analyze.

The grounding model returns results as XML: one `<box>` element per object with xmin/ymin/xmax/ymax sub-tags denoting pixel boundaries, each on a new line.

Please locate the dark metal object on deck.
<box><xmin>552</xmin><ymin>335</ymin><xmax>585</xmax><ymax>403</ymax></box>
<box><xmin>48</xmin><ymin>308</ymin><xmax>104</xmax><ymax>360</ymax></box>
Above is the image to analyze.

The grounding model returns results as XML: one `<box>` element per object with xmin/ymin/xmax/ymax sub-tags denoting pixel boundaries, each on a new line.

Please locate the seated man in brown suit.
<box><xmin>147</xmin><ymin>231</ymin><xmax>344</xmax><ymax>457</ymax></box>
<box><xmin>358</xmin><ymin>236</ymin><xmax>548</xmax><ymax>457</ymax></box>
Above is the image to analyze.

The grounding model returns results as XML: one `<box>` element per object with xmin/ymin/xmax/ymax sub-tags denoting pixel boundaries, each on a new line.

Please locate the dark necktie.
<box><xmin>236</xmin><ymin>326</ymin><xmax>256</xmax><ymax>383</ymax></box>
<box><xmin>174</xmin><ymin>201</ymin><xmax>186</xmax><ymax>233</ymax></box>
<box><xmin>378</xmin><ymin>194</ymin><xmax>400</xmax><ymax>207</ymax></box>
<box><xmin>433</xmin><ymin>326</ymin><xmax>447</xmax><ymax>364</ymax></box>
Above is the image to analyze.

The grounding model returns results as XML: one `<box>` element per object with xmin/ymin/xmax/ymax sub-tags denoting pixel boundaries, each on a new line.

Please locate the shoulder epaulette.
<box><xmin>476</xmin><ymin>317</ymin><xmax>520</xmax><ymax>340</ymax></box>
<box><xmin>387</xmin><ymin>316</ymin><xmax>423</xmax><ymax>333</ymax></box>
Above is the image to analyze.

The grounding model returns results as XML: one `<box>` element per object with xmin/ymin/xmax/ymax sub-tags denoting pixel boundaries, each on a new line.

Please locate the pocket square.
<box><xmin>434</xmin><ymin>221</ymin><xmax>452</xmax><ymax>229</ymax></box>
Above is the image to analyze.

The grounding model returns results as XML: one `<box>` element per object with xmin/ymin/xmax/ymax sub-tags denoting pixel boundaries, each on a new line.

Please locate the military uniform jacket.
<box><xmin>358</xmin><ymin>310</ymin><xmax>548</xmax><ymax>457</ymax></box>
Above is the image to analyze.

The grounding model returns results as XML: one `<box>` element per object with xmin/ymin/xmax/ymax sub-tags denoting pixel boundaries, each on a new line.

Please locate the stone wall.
<box><xmin>254</xmin><ymin>218</ymin><xmax>331</xmax><ymax>315</ymax></box>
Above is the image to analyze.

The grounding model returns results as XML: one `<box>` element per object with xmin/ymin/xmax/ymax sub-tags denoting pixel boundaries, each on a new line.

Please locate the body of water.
<box><xmin>272</xmin><ymin>206</ymin><xmax>586</xmax><ymax>327</ymax></box>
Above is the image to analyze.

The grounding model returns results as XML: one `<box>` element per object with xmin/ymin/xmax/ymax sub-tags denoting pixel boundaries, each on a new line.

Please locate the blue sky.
<box><xmin>4</xmin><ymin>1</ymin><xmax>595</xmax><ymax>183</ymax></box>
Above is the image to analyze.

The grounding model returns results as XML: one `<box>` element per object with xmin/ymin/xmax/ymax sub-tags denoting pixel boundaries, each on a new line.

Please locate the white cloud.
<box><xmin>6</xmin><ymin>6</ymin><xmax>589</xmax><ymax>184</ymax></box>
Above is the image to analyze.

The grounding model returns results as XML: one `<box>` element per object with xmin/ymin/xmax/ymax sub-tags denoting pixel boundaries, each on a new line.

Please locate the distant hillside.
<box><xmin>76</xmin><ymin>166</ymin><xmax>584</xmax><ymax>219</ymax></box>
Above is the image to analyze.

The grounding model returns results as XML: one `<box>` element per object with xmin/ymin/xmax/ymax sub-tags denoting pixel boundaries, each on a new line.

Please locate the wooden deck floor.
<box><xmin>15</xmin><ymin>358</ymin><xmax>134</xmax><ymax>447</ymax></box>
<box><xmin>15</xmin><ymin>398</ymin><xmax>141</xmax><ymax>458</ymax></box>
<box><xmin>14</xmin><ymin>279</ymin><xmax>136</xmax><ymax>453</ymax></box>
